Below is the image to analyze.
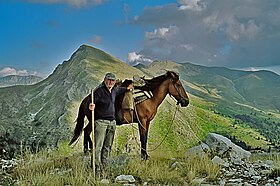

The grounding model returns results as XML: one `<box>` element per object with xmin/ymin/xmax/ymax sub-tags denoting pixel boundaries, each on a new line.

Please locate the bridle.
<box><xmin>169</xmin><ymin>77</ymin><xmax>185</xmax><ymax>105</ymax></box>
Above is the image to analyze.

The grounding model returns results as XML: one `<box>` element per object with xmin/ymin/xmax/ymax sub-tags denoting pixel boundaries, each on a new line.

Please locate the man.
<box><xmin>89</xmin><ymin>72</ymin><xmax>133</xmax><ymax>174</ymax></box>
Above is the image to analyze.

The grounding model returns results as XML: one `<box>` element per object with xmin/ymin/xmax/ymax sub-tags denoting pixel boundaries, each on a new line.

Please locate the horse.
<box><xmin>69</xmin><ymin>71</ymin><xmax>189</xmax><ymax>160</ymax></box>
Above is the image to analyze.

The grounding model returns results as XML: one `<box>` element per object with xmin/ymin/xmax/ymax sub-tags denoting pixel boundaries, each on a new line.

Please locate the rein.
<box><xmin>171</xmin><ymin>79</ymin><xmax>184</xmax><ymax>105</ymax></box>
<box><xmin>127</xmin><ymin>100</ymin><xmax>180</xmax><ymax>153</ymax></box>
<box><xmin>147</xmin><ymin>104</ymin><xmax>179</xmax><ymax>152</ymax></box>
<box><xmin>123</xmin><ymin>75</ymin><xmax>184</xmax><ymax>153</ymax></box>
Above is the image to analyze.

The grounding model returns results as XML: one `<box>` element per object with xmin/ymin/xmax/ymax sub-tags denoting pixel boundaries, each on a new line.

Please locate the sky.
<box><xmin>1</xmin><ymin>0</ymin><xmax>280</xmax><ymax>77</ymax></box>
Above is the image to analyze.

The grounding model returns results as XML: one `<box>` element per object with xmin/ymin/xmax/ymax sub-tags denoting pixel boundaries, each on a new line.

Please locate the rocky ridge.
<box><xmin>186</xmin><ymin>133</ymin><xmax>280</xmax><ymax>185</ymax></box>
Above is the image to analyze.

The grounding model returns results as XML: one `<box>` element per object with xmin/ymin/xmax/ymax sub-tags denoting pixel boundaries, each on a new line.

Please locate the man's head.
<box><xmin>104</xmin><ymin>72</ymin><xmax>116</xmax><ymax>89</ymax></box>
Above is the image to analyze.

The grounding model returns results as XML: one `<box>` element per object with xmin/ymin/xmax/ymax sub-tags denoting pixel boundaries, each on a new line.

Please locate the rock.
<box><xmin>212</xmin><ymin>156</ymin><xmax>229</xmax><ymax>167</ymax></box>
<box><xmin>205</xmin><ymin>133</ymin><xmax>251</xmax><ymax>160</ymax></box>
<box><xmin>99</xmin><ymin>179</ymin><xmax>110</xmax><ymax>184</ymax></box>
<box><xmin>115</xmin><ymin>175</ymin><xmax>135</xmax><ymax>183</ymax></box>
<box><xmin>192</xmin><ymin>177</ymin><xmax>205</xmax><ymax>185</ymax></box>
<box><xmin>186</xmin><ymin>143</ymin><xmax>210</xmax><ymax>158</ymax></box>
<box><xmin>252</xmin><ymin>175</ymin><xmax>261</xmax><ymax>182</ymax></box>
<box><xmin>228</xmin><ymin>178</ymin><xmax>242</xmax><ymax>183</ymax></box>
<box><xmin>170</xmin><ymin>161</ymin><xmax>181</xmax><ymax>170</ymax></box>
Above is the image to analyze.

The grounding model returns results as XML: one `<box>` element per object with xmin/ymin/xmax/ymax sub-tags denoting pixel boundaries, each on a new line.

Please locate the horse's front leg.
<box><xmin>139</xmin><ymin>121</ymin><xmax>150</xmax><ymax>160</ymax></box>
<box><xmin>84</xmin><ymin>123</ymin><xmax>93</xmax><ymax>154</ymax></box>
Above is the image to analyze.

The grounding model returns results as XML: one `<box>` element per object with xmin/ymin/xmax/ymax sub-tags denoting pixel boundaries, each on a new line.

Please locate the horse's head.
<box><xmin>166</xmin><ymin>71</ymin><xmax>189</xmax><ymax>107</ymax></box>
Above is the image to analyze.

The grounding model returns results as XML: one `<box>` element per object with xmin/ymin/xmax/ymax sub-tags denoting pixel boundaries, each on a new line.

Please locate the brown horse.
<box><xmin>69</xmin><ymin>71</ymin><xmax>189</xmax><ymax>160</ymax></box>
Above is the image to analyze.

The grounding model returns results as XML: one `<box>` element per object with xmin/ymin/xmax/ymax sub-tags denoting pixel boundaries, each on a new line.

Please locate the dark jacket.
<box><xmin>92</xmin><ymin>83</ymin><xmax>127</xmax><ymax>121</ymax></box>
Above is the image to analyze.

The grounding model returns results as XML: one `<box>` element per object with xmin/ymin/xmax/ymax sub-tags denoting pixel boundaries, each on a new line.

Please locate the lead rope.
<box><xmin>126</xmin><ymin>100</ymin><xmax>180</xmax><ymax>153</ymax></box>
<box><xmin>148</xmin><ymin>104</ymin><xmax>179</xmax><ymax>152</ymax></box>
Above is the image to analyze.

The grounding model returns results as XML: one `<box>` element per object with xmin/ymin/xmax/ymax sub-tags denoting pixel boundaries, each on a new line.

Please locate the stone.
<box><xmin>115</xmin><ymin>175</ymin><xmax>136</xmax><ymax>183</ymax></box>
<box><xmin>99</xmin><ymin>179</ymin><xmax>110</xmax><ymax>184</ymax></box>
<box><xmin>205</xmin><ymin>133</ymin><xmax>251</xmax><ymax>160</ymax></box>
<box><xmin>170</xmin><ymin>161</ymin><xmax>181</xmax><ymax>170</ymax></box>
<box><xmin>186</xmin><ymin>142</ymin><xmax>210</xmax><ymax>158</ymax></box>
<box><xmin>228</xmin><ymin>178</ymin><xmax>242</xmax><ymax>182</ymax></box>
<box><xmin>212</xmin><ymin>156</ymin><xmax>229</xmax><ymax>167</ymax></box>
<box><xmin>192</xmin><ymin>177</ymin><xmax>205</xmax><ymax>185</ymax></box>
<box><xmin>252</xmin><ymin>175</ymin><xmax>261</xmax><ymax>182</ymax></box>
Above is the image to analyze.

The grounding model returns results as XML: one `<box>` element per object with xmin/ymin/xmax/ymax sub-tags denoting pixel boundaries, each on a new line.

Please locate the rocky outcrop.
<box><xmin>186</xmin><ymin>133</ymin><xmax>280</xmax><ymax>185</ymax></box>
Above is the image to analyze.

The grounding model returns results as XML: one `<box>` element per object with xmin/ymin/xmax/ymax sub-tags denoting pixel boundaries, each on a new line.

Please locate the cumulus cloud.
<box><xmin>127</xmin><ymin>52</ymin><xmax>153</xmax><ymax>66</ymax></box>
<box><xmin>132</xmin><ymin>0</ymin><xmax>280</xmax><ymax>69</ymax></box>
<box><xmin>0</xmin><ymin>67</ymin><xmax>38</xmax><ymax>77</ymax></box>
<box><xmin>24</xmin><ymin>0</ymin><xmax>107</xmax><ymax>7</ymax></box>
<box><xmin>178</xmin><ymin>0</ymin><xmax>207</xmax><ymax>11</ymax></box>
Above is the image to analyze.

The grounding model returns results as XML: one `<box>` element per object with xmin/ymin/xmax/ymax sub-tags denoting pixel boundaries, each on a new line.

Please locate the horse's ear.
<box><xmin>167</xmin><ymin>71</ymin><xmax>179</xmax><ymax>81</ymax></box>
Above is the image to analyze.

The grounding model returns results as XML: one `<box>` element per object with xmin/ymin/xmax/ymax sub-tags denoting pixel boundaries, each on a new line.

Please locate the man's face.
<box><xmin>104</xmin><ymin>78</ymin><xmax>116</xmax><ymax>89</ymax></box>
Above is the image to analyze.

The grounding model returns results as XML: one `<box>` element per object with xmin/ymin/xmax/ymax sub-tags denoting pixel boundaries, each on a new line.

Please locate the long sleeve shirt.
<box><xmin>93</xmin><ymin>83</ymin><xmax>127</xmax><ymax>121</ymax></box>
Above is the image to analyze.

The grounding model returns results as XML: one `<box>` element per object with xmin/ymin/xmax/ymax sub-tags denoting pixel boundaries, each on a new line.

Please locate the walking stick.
<box><xmin>90</xmin><ymin>88</ymin><xmax>95</xmax><ymax>178</ymax></box>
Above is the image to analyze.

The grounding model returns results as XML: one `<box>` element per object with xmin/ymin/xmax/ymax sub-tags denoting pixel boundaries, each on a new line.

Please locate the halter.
<box><xmin>170</xmin><ymin>78</ymin><xmax>184</xmax><ymax>105</ymax></box>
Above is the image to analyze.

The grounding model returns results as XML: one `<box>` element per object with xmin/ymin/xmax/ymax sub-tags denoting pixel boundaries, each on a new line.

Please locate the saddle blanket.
<box><xmin>133</xmin><ymin>89</ymin><xmax>153</xmax><ymax>104</ymax></box>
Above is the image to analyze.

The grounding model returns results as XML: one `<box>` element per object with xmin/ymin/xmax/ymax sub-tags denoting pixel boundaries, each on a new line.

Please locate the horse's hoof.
<box><xmin>84</xmin><ymin>149</ymin><xmax>89</xmax><ymax>155</ymax></box>
<box><xmin>141</xmin><ymin>154</ymin><xmax>149</xmax><ymax>160</ymax></box>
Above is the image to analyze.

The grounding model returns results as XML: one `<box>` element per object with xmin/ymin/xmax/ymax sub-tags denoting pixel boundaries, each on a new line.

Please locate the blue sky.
<box><xmin>1</xmin><ymin>0</ymin><xmax>280</xmax><ymax>77</ymax></box>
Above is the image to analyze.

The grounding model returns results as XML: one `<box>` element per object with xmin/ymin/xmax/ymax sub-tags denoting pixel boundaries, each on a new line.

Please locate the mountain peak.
<box><xmin>68</xmin><ymin>44</ymin><xmax>116</xmax><ymax>62</ymax></box>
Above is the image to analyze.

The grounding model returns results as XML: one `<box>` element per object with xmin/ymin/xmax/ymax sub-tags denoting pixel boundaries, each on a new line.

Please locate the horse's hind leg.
<box><xmin>84</xmin><ymin>123</ymin><xmax>93</xmax><ymax>154</ymax></box>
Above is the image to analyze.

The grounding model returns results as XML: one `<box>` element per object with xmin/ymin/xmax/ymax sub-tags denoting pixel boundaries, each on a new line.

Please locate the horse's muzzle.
<box><xmin>179</xmin><ymin>98</ymin><xmax>189</xmax><ymax>107</ymax></box>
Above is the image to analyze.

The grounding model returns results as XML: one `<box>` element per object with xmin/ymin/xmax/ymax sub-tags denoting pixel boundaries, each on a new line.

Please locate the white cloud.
<box><xmin>0</xmin><ymin>67</ymin><xmax>17</xmax><ymax>77</ymax></box>
<box><xmin>25</xmin><ymin>0</ymin><xmax>106</xmax><ymax>7</ymax></box>
<box><xmin>178</xmin><ymin>0</ymin><xmax>206</xmax><ymax>11</ymax></box>
<box><xmin>127</xmin><ymin>52</ymin><xmax>153</xmax><ymax>66</ymax></box>
<box><xmin>144</xmin><ymin>26</ymin><xmax>179</xmax><ymax>50</ymax></box>
<box><xmin>0</xmin><ymin>67</ymin><xmax>38</xmax><ymax>77</ymax></box>
<box><xmin>146</xmin><ymin>27</ymin><xmax>169</xmax><ymax>40</ymax></box>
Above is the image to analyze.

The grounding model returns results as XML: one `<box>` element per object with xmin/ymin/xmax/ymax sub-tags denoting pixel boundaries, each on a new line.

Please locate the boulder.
<box><xmin>206</xmin><ymin>133</ymin><xmax>251</xmax><ymax>160</ymax></box>
<box><xmin>185</xmin><ymin>143</ymin><xmax>210</xmax><ymax>158</ymax></box>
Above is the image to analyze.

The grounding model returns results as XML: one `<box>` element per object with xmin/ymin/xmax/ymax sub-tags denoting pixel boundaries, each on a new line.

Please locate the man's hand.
<box><xmin>127</xmin><ymin>83</ymin><xmax>134</xmax><ymax>91</ymax></box>
<box><xmin>89</xmin><ymin>103</ymin><xmax>95</xmax><ymax>111</ymax></box>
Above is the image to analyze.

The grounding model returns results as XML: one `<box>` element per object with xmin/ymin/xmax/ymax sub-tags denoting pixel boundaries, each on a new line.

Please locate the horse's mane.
<box><xmin>135</xmin><ymin>71</ymin><xmax>179</xmax><ymax>91</ymax></box>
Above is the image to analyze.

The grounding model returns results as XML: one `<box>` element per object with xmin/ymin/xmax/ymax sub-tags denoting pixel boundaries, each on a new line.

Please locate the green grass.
<box><xmin>12</xmin><ymin>143</ymin><xmax>221</xmax><ymax>186</ymax></box>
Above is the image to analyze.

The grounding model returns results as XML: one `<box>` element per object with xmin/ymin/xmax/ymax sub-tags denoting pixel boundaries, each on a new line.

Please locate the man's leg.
<box><xmin>94</xmin><ymin>119</ymin><xmax>107</xmax><ymax>174</ymax></box>
<box><xmin>101</xmin><ymin>120</ymin><xmax>116</xmax><ymax>167</ymax></box>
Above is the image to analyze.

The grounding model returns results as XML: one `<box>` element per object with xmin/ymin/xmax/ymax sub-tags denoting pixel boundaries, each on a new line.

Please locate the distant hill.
<box><xmin>0</xmin><ymin>75</ymin><xmax>43</xmax><ymax>87</ymax></box>
<box><xmin>139</xmin><ymin>61</ymin><xmax>280</xmax><ymax>144</ymax></box>
<box><xmin>0</xmin><ymin>44</ymin><xmax>278</xmax><ymax>158</ymax></box>
<box><xmin>180</xmin><ymin>63</ymin><xmax>280</xmax><ymax>111</ymax></box>
<box><xmin>137</xmin><ymin>60</ymin><xmax>280</xmax><ymax>112</ymax></box>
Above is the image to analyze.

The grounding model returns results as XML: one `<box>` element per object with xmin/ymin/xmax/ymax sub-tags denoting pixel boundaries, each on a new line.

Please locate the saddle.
<box><xmin>115</xmin><ymin>75</ymin><xmax>153</xmax><ymax>125</ymax></box>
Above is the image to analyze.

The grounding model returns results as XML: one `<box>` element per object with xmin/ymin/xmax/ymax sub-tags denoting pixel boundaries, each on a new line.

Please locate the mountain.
<box><xmin>180</xmin><ymin>63</ymin><xmax>280</xmax><ymax>111</ymax></box>
<box><xmin>0</xmin><ymin>75</ymin><xmax>43</xmax><ymax>87</ymax></box>
<box><xmin>0</xmin><ymin>45</ymin><xmax>144</xmax><ymax>157</ymax></box>
<box><xmin>0</xmin><ymin>44</ymin><xmax>278</xmax><ymax>158</ymax></box>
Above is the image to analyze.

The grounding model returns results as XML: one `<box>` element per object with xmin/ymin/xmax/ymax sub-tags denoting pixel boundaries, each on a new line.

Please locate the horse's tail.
<box><xmin>69</xmin><ymin>102</ymin><xmax>86</xmax><ymax>146</ymax></box>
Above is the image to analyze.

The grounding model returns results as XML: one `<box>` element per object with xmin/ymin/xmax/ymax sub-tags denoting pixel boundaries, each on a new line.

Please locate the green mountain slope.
<box><xmin>0</xmin><ymin>45</ymin><xmax>144</xmax><ymax>157</ymax></box>
<box><xmin>139</xmin><ymin>61</ymin><xmax>280</xmax><ymax>146</ymax></box>
<box><xmin>0</xmin><ymin>45</ymin><xmax>277</xmax><ymax>158</ymax></box>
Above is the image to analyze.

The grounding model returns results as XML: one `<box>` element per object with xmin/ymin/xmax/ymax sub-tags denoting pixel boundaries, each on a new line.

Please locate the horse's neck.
<box><xmin>152</xmin><ymin>79</ymin><xmax>170</xmax><ymax>106</ymax></box>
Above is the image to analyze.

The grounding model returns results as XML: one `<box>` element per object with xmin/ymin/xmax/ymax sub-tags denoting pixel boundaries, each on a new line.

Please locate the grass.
<box><xmin>8</xmin><ymin>143</ymin><xmax>280</xmax><ymax>186</ymax></box>
<box><xmin>11</xmin><ymin>142</ymin><xmax>222</xmax><ymax>186</ymax></box>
